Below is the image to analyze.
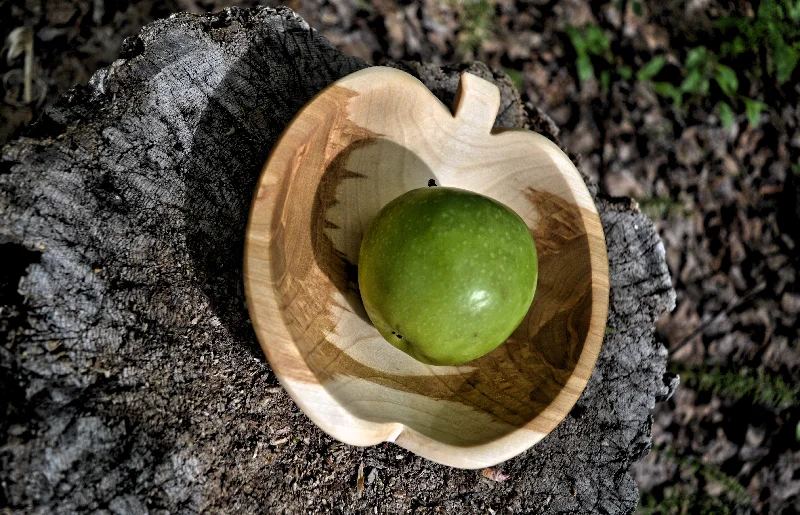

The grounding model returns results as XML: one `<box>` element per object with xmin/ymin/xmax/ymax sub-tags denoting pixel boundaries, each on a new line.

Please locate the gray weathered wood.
<box><xmin>0</xmin><ymin>7</ymin><xmax>675</xmax><ymax>513</ymax></box>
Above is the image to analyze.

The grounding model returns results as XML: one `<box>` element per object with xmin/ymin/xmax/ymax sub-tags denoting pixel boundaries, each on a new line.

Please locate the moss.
<box><xmin>672</xmin><ymin>364</ymin><xmax>800</xmax><ymax>410</ymax></box>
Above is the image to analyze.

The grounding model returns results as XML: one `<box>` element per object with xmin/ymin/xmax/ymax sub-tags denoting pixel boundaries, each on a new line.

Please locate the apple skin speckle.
<box><xmin>358</xmin><ymin>186</ymin><xmax>538</xmax><ymax>366</ymax></box>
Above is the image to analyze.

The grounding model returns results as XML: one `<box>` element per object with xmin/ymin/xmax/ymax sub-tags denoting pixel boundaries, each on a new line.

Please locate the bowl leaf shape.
<box><xmin>244</xmin><ymin>67</ymin><xmax>609</xmax><ymax>468</ymax></box>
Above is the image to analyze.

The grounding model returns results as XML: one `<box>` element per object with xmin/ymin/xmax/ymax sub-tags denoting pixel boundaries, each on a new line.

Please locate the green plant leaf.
<box><xmin>685</xmin><ymin>46</ymin><xmax>708</xmax><ymax>70</ymax></box>
<box><xmin>576</xmin><ymin>53</ymin><xmax>594</xmax><ymax>83</ymax></box>
<box><xmin>764</xmin><ymin>20</ymin><xmax>784</xmax><ymax>46</ymax></box>
<box><xmin>565</xmin><ymin>25</ymin><xmax>585</xmax><ymax>52</ymax></box>
<box><xmin>652</xmin><ymin>81</ymin><xmax>682</xmax><ymax>106</ymax></box>
<box><xmin>674</xmin><ymin>364</ymin><xmax>800</xmax><ymax>410</ymax></box>
<box><xmin>700</xmin><ymin>78</ymin><xmax>710</xmax><ymax>95</ymax></box>
<box><xmin>504</xmin><ymin>68</ymin><xmax>523</xmax><ymax>90</ymax></box>
<box><xmin>732</xmin><ymin>35</ymin><xmax>747</xmax><ymax>56</ymax></box>
<box><xmin>681</xmin><ymin>70</ymin><xmax>705</xmax><ymax>93</ymax></box>
<box><xmin>775</xmin><ymin>43</ymin><xmax>799</xmax><ymax>84</ymax></box>
<box><xmin>716</xmin><ymin>16</ymin><xmax>753</xmax><ymax>45</ymax></box>
<box><xmin>743</xmin><ymin>98</ymin><xmax>767</xmax><ymax>126</ymax></box>
<box><xmin>638</xmin><ymin>195</ymin><xmax>687</xmax><ymax>219</ymax></box>
<box><xmin>758</xmin><ymin>0</ymin><xmax>781</xmax><ymax>19</ymax></box>
<box><xmin>714</xmin><ymin>64</ymin><xmax>739</xmax><ymax>96</ymax></box>
<box><xmin>790</xmin><ymin>0</ymin><xmax>800</xmax><ymax>20</ymax></box>
<box><xmin>619</xmin><ymin>65</ymin><xmax>633</xmax><ymax>80</ymax></box>
<box><xmin>637</xmin><ymin>56</ymin><xmax>666</xmax><ymax>81</ymax></box>
<box><xmin>585</xmin><ymin>25</ymin><xmax>610</xmax><ymax>54</ymax></box>
<box><xmin>717</xmin><ymin>101</ymin><xmax>734</xmax><ymax>129</ymax></box>
<box><xmin>632</xmin><ymin>0</ymin><xmax>643</xmax><ymax>16</ymax></box>
<box><xmin>457</xmin><ymin>0</ymin><xmax>497</xmax><ymax>53</ymax></box>
<box><xmin>600</xmin><ymin>69</ymin><xmax>611</xmax><ymax>92</ymax></box>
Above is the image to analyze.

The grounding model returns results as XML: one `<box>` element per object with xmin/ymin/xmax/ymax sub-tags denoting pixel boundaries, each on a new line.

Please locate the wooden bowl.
<box><xmin>244</xmin><ymin>67</ymin><xmax>609</xmax><ymax>469</ymax></box>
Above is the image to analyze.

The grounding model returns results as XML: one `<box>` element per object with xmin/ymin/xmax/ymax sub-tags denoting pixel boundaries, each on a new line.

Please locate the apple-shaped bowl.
<box><xmin>244</xmin><ymin>67</ymin><xmax>609</xmax><ymax>469</ymax></box>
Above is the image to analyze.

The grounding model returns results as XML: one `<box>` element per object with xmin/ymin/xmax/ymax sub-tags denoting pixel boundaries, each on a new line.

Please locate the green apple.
<box><xmin>358</xmin><ymin>186</ymin><xmax>538</xmax><ymax>366</ymax></box>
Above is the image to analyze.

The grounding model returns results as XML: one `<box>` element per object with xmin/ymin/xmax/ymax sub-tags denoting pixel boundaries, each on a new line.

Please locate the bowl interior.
<box><xmin>270</xmin><ymin>130</ymin><xmax>595</xmax><ymax>447</ymax></box>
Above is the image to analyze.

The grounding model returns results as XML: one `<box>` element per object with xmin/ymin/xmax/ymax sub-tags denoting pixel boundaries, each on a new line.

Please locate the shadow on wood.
<box><xmin>183</xmin><ymin>23</ymin><xmax>349</xmax><ymax>362</ymax></box>
<box><xmin>311</xmin><ymin>137</ymin><xmax>437</xmax><ymax>317</ymax></box>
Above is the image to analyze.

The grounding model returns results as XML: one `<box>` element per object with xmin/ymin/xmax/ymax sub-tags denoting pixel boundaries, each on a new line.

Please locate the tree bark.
<box><xmin>0</xmin><ymin>7</ymin><xmax>676</xmax><ymax>513</ymax></box>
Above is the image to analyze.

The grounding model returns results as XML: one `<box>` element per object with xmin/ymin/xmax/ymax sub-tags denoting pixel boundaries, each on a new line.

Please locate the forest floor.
<box><xmin>2</xmin><ymin>0</ymin><xmax>799</xmax><ymax>513</ymax></box>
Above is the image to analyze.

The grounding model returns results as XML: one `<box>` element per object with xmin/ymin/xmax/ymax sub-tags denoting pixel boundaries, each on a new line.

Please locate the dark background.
<box><xmin>1</xmin><ymin>0</ymin><xmax>799</xmax><ymax>512</ymax></box>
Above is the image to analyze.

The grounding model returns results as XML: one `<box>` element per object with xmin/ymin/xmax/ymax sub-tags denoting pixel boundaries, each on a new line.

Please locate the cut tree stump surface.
<box><xmin>0</xmin><ymin>7</ymin><xmax>676</xmax><ymax>514</ymax></box>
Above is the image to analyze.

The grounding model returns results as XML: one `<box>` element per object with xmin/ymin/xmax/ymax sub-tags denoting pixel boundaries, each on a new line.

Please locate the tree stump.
<box><xmin>0</xmin><ymin>7</ymin><xmax>676</xmax><ymax>513</ymax></box>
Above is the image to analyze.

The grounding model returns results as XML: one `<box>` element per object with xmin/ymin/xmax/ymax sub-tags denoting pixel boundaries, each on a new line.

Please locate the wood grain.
<box><xmin>244</xmin><ymin>66</ymin><xmax>609</xmax><ymax>469</ymax></box>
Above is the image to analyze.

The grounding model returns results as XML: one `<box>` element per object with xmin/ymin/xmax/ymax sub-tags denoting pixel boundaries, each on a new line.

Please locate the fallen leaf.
<box><xmin>481</xmin><ymin>467</ymin><xmax>510</xmax><ymax>482</ymax></box>
<box><xmin>356</xmin><ymin>462</ymin><xmax>364</xmax><ymax>497</ymax></box>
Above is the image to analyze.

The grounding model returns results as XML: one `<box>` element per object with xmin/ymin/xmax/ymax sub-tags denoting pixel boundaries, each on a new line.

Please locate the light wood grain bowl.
<box><xmin>244</xmin><ymin>67</ymin><xmax>609</xmax><ymax>469</ymax></box>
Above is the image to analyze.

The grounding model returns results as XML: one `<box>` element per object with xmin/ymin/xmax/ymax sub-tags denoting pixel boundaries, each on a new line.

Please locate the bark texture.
<box><xmin>0</xmin><ymin>7</ymin><xmax>676</xmax><ymax>513</ymax></box>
